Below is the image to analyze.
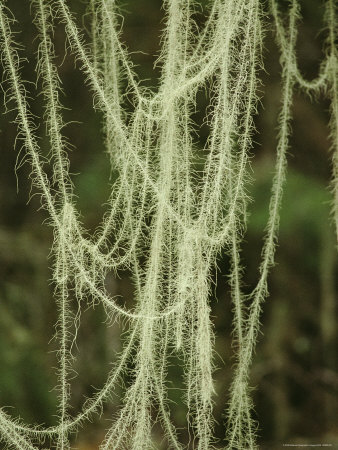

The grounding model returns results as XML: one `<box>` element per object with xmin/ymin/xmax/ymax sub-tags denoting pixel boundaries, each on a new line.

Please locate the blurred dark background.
<box><xmin>0</xmin><ymin>0</ymin><xmax>337</xmax><ymax>448</ymax></box>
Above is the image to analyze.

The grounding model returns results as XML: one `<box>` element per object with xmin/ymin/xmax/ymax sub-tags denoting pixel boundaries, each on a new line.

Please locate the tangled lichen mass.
<box><xmin>0</xmin><ymin>0</ymin><xmax>336</xmax><ymax>448</ymax></box>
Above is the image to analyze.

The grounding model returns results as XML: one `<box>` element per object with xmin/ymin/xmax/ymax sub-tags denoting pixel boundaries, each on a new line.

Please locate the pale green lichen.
<box><xmin>0</xmin><ymin>0</ymin><xmax>336</xmax><ymax>448</ymax></box>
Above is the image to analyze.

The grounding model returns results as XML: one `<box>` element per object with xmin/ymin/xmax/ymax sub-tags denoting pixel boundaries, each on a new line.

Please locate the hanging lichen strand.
<box><xmin>0</xmin><ymin>0</ymin><xmax>336</xmax><ymax>448</ymax></box>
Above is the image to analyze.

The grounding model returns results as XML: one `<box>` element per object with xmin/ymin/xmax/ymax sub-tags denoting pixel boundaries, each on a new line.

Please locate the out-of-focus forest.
<box><xmin>0</xmin><ymin>0</ymin><xmax>337</xmax><ymax>448</ymax></box>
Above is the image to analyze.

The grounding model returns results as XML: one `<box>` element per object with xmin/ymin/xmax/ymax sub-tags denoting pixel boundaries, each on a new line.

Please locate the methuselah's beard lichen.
<box><xmin>0</xmin><ymin>0</ymin><xmax>336</xmax><ymax>448</ymax></box>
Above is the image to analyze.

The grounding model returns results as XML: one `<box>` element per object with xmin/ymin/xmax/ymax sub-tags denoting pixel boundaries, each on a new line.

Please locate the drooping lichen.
<box><xmin>0</xmin><ymin>0</ymin><xmax>336</xmax><ymax>448</ymax></box>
